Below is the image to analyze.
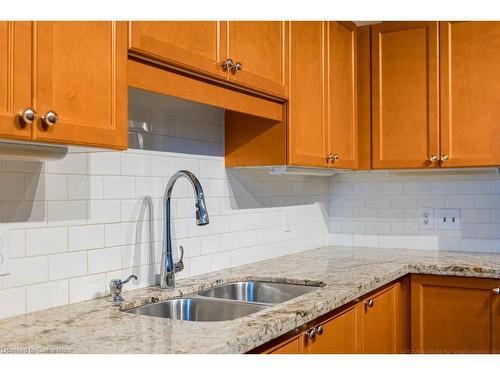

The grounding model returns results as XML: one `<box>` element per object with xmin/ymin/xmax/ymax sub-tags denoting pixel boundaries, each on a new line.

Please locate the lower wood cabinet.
<box><xmin>361</xmin><ymin>280</ymin><xmax>408</xmax><ymax>353</ymax></box>
<box><xmin>259</xmin><ymin>275</ymin><xmax>500</xmax><ymax>354</ymax></box>
<box><xmin>411</xmin><ymin>274</ymin><xmax>500</xmax><ymax>354</ymax></box>
<box><xmin>261</xmin><ymin>280</ymin><xmax>407</xmax><ymax>354</ymax></box>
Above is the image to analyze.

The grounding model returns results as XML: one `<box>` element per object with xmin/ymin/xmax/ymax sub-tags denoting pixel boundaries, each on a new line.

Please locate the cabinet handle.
<box><xmin>493</xmin><ymin>287</ymin><xmax>500</xmax><ymax>295</ymax></box>
<box><xmin>305</xmin><ymin>328</ymin><xmax>316</xmax><ymax>340</ymax></box>
<box><xmin>440</xmin><ymin>154</ymin><xmax>449</xmax><ymax>162</ymax></box>
<box><xmin>428</xmin><ymin>155</ymin><xmax>438</xmax><ymax>162</ymax></box>
<box><xmin>365</xmin><ymin>299</ymin><xmax>374</xmax><ymax>308</ymax></box>
<box><xmin>231</xmin><ymin>62</ymin><xmax>242</xmax><ymax>73</ymax></box>
<box><xmin>314</xmin><ymin>325</ymin><xmax>323</xmax><ymax>335</ymax></box>
<box><xmin>327</xmin><ymin>154</ymin><xmax>339</xmax><ymax>163</ymax></box>
<box><xmin>221</xmin><ymin>58</ymin><xmax>234</xmax><ymax>71</ymax></box>
<box><xmin>19</xmin><ymin>108</ymin><xmax>37</xmax><ymax>125</ymax></box>
<box><xmin>42</xmin><ymin>111</ymin><xmax>58</xmax><ymax>127</ymax></box>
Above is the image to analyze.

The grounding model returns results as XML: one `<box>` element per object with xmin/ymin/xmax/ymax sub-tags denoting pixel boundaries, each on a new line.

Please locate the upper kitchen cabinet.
<box><xmin>288</xmin><ymin>21</ymin><xmax>328</xmax><ymax>167</ymax></box>
<box><xmin>128</xmin><ymin>21</ymin><xmax>227</xmax><ymax>79</ymax></box>
<box><xmin>326</xmin><ymin>21</ymin><xmax>360</xmax><ymax>169</ymax></box>
<box><xmin>0</xmin><ymin>22</ymin><xmax>32</xmax><ymax>140</ymax></box>
<box><xmin>33</xmin><ymin>22</ymin><xmax>128</xmax><ymax>149</ymax></box>
<box><xmin>371</xmin><ymin>22</ymin><xmax>439</xmax><ymax>169</ymax></box>
<box><xmin>288</xmin><ymin>21</ymin><xmax>368</xmax><ymax>169</ymax></box>
<box><xmin>440</xmin><ymin>21</ymin><xmax>500</xmax><ymax>167</ymax></box>
<box><xmin>128</xmin><ymin>21</ymin><xmax>288</xmax><ymax>98</ymax></box>
<box><xmin>225</xmin><ymin>21</ymin><xmax>288</xmax><ymax>98</ymax></box>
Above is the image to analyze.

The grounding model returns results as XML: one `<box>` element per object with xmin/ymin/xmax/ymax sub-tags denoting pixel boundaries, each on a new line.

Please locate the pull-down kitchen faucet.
<box><xmin>160</xmin><ymin>170</ymin><xmax>209</xmax><ymax>289</ymax></box>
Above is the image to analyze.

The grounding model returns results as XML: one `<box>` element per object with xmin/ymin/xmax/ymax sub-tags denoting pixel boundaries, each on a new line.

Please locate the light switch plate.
<box><xmin>0</xmin><ymin>229</ymin><xmax>10</xmax><ymax>275</ymax></box>
<box><xmin>437</xmin><ymin>208</ymin><xmax>461</xmax><ymax>231</ymax></box>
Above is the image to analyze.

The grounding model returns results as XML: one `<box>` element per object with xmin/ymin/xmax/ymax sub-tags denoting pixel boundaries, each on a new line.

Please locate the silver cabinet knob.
<box><xmin>327</xmin><ymin>154</ymin><xmax>339</xmax><ymax>163</ymax></box>
<box><xmin>365</xmin><ymin>299</ymin><xmax>374</xmax><ymax>308</ymax></box>
<box><xmin>231</xmin><ymin>62</ymin><xmax>242</xmax><ymax>72</ymax></box>
<box><xmin>42</xmin><ymin>111</ymin><xmax>58</xmax><ymax>127</ymax></box>
<box><xmin>327</xmin><ymin>154</ymin><xmax>333</xmax><ymax>163</ymax></box>
<box><xmin>493</xmin><ymin>287</ymin><xmax>500</xmax><ymax>295</ymax></box>
<box><xmin>19</xmin><ymin>108</ymin><xmax>37</xmax><ymax>124</ymax></box>
<box><xmin>314</xmin><ymin>325</ymin><xmax>324</xmax><ymax>335</ymax></box>
<box><xmin>440</xmin><ymin>154</ymin><xmax>449</xmax><ymax>162</ymax></box>
<box><xmin>305</xmin><ymin>328</ymin><xmax>316</xmax><ymax>340</ymax></box>
<box><xmin>429</xmin><ymin>155</ymin><xmax>438</xmax><ymax>162</ymax></box>
<box><xmin>221</xmin><ymin>58</ymin><xmax>234</xmax><ymax>71</ymax></box>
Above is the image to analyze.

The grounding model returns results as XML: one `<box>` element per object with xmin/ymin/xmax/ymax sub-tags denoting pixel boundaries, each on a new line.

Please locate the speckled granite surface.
<box><xmin>0</xmin><ymin>246</ymin><xmax>499</xmax><ymax>354</ymax></box>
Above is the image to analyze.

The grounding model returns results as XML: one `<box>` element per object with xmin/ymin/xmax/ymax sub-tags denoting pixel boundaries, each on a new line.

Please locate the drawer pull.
<box><xmin>305</xmin><ymin>328</ymin><xmax>316</xmax><ymax>340</ymax></box>
<box><xmin>365</xmin><ymin>299</ymin><xmax>374</xmax><ymax>308</ymax></box>
<box><xmin>493</xmin><ymin>287</ymin><xmax>500</xmax><ymax>295</ymax></box>
<box><xmin>314</xmin><ymin>325</ymin><xmax>323</xmax><ymax>335</ymax></box>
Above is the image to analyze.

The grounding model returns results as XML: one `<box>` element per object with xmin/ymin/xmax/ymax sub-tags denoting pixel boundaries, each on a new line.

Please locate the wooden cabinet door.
<box><xmin>0</xmin><ymin>22</ymin><xmax>32</xmax><ymax>140</ymax></box>
<box><xmin>129</xmin><ymin>21</ymin><xmax>227</xmax><ymax>79</ymax></box>
<box><xmin>440</xmin><ymin>21</ymin><xmax>500</xmax><ymax>167</ymax></box>
<box><xmin>371</xmin><ymin>22</ymin><xmax>439</xmax><ymax>169</ymax></box>
<box><xmin>494</xmin><ymin>285</ymin><xmax>500</xmax><ymax>354</ymax></box>
<box><xmin>326</xmin><ymin>21</ymin><xmax>358</xmax><ymax>169</ymax></box>
<box><xmin>268</xmin><ymin>336</ymin><xmax>302</xmax><ymax>354</ymax></box>
<box><xmin>288</xmin><ymin>21</ymin><xmax>328</xmax><ymax>167</ymax></box>
<box><xmin>32</xmin><ymin>21</ymin><xmax>127</xmax><ymax>149</ymax></box>
<box><xmin>411</xmin><ymin>275</ymin><xmax>500</xmax><ymax>354</ymax></box>
<box><xmin>361</xmin><ymin>282</ymin><xmax>402</xmax><ymax>353</ymax></box>
<box><xmin>310</xmin><ymin>304</ymin><xmax>361</xmax><ymax>354</ymax></box>
<box><xmin>226</xmin><ymin>21</ymin><xmax>287</xmax><ymax>97</ymax></box>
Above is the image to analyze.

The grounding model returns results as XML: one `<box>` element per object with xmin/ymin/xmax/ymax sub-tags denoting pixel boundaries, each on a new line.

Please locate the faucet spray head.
<box><xmin>196</xmin><ymin>197</ymin><xmax>209</xmax><ymax>226</ymax></box>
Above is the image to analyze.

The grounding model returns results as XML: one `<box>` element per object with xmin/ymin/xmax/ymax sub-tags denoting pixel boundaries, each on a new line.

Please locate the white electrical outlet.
<box><xmin>437</xmin><ymin>208</ymin><xmax>461</xmax><ymax>230</ymax></box>
<box><xmin>418</xmin><ymin>208</ymin><xmax>435</xmax><ymax>230</ymax></box>
<box><xmin>0</xmin><ymin>229</ymin><xmax>10</xmax><ymax>276</ymax></box>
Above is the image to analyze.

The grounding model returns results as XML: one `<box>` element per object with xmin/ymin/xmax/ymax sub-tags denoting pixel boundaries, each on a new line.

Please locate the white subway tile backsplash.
<box><xmin>9</xmin><ymin>230</ymin><xmax>26</xmax><ymax>258</ymax></box>
<box><xmin>121</xmin><ymin>153</ymin><xmax>150</xmax><ymax>176</ymax></box>
<box><xmin>329</xmin><ymin>170</ymin><xmax>500</xmax><ymax>253</ymax></box>
<box><xmin>475</xmin><ymin>194</ymin><xmax>500</xmax><ymax>209</ymax></box>
<box><xmin>69</xmin><ymin>225</ymin><xmax>105</xmax><ymax>251</ymax></box>
<box><xmin>48</xmin><ymin>200</ymin><xmax>87</xmax><ymax>223</ymax></box>
<box><xmin>67</xmin><ymin>175</ymin><xmax>90</xmax><ymax>200</ymax></box>
<box><xmin>104</xmin><ymin>176</ymin><xmax>136</xmax><ymax>199</ymax></box>
<box><xmin>27</xmin><ymin>280</ymin><xmax>68</xmax><ymax>313</ymax></box>
<box><xmin>190</xmin><ymin>255</ymin><xmax>212</xmax><ymax>276</ymax></box>
<box><xmin>461</xmin><ymin>209</ymin><xmax>491</xmax><ymax>224</ymax></box>
<box><xmin>0</xmin><ymin>287</ymin><xmax>26</xmax><ymax>319</ymax></box>
<box><xmin>26</xmin><ymin>227</ymin><xmax>68</xmax><ymax>256</ymax></box>
<box><xmin>47</xmin><ymin>153</ymin><xmax>87</xmax><ymax>175</ymax></box>
<box><xmin>69</xmin><ymin>274</ymin><xmax>106</xmax><ymax>303</ymax></box>
<box><xmin>0</xmin><ymin>172</ymin><xmax>25</xmax><ymax>200</ymax></box>
<box><xmin>88</xmin><ymin>152</ymin><xmax>121</xmax><ymax>175</ymax></box>
<box><xmin>88</xmin><ymin>247</ymin><xmax>122</xmax><ymax>274</ymax></box>
<box><xmin>48</xmin><ymin>252</ymin><xmax>87</xmax><ymax>280</ymax></box>
<box><xmin>3</xmin><ymin>256</ymin><xmax>48</xmax><ymax>288</ymax></box>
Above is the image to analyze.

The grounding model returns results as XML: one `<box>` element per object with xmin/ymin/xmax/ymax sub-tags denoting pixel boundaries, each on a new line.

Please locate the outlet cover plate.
<box><xmin>0</xmin><ymin>229</ymin><xmax>10</xmax><ymax>275</ymax></box>
<box><xmin>418</xmin><ymin>208</ymin><xmax>435</xmax><ymax>230</ymax></box>
<box><xmin>437</xmin><ymin>208</ymin><xmax>461</xmax><ymax>231</ymax></box>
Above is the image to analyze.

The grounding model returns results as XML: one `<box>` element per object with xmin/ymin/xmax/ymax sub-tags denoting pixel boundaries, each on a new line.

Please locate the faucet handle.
<box><xmin>174</xmin><ymin>246</ymin><xmax>184</xmax><ymax>273</ymax></box>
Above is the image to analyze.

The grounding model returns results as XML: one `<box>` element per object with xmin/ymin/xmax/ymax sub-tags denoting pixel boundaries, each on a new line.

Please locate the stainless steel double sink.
<box><xmin>125</xmin><ymin>281</ymin><xmax>320</xmax><ymax>322</ymax></box>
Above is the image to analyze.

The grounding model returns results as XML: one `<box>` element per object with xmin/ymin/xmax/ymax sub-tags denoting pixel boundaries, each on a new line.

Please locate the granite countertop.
<box><xmin>1</xmin><ymin>246</ymin><xmax>499</xmax><ymax>354</ymax></box>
